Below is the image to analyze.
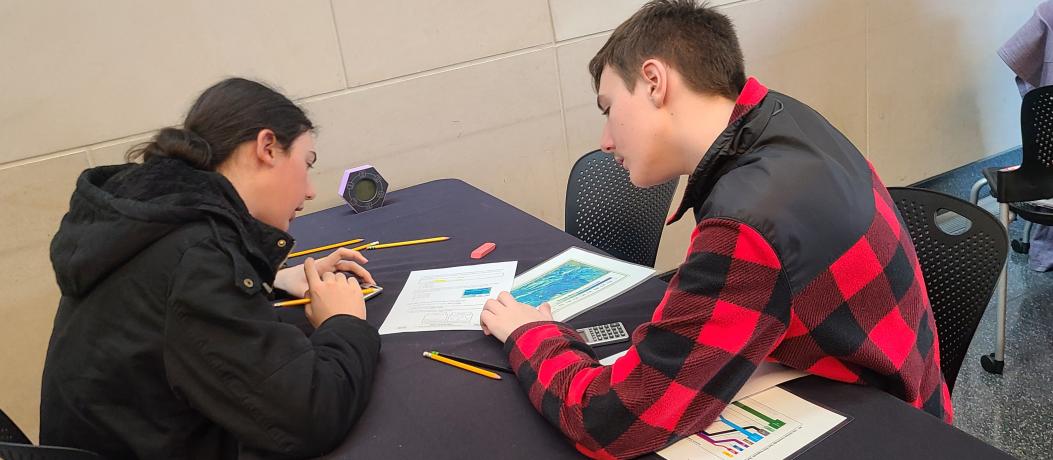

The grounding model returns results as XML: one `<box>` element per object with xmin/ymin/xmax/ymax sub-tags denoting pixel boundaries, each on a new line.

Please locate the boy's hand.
<box><xmin>303</xmin><ymin>257</ymin><xmax>366</xmax><ymax>327</ymax></box>
<box><xmin>479</xmin><ymin>291</ymin><xmax>554</xmax><ymax>343</ymax></box>
<box><xmin>274</xmin><ymin>247</ymin><xmax>375</xmax><ymax>298</ymax></box>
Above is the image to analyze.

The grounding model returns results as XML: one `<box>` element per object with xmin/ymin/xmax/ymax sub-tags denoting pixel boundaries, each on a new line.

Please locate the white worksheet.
<box><xmin>378</xmin><ymin>261</ymin><xmax>517</xmax><ymax>335</ymax></box>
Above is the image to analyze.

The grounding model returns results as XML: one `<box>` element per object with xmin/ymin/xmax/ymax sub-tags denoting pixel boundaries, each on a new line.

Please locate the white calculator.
<box><xmin>576</xmin><ymin>322</ymin><xmax>630</xmax><ymax>347</ymax></box>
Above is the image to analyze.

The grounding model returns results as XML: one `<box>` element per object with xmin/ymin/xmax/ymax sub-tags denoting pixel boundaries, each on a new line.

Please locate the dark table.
<box><xmin>286</xmin><ymin>179</ymin><xmax>1012</xmax><ymax>459</ymax></box>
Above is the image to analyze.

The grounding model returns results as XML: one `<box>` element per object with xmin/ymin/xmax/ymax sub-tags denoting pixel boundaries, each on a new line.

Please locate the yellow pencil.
<box><xmin>422</xmin><ymin>351</ymin><xmax>502</xmax><ymax>380</ymax></box>
<box><xmin>369</xmin><ymin>237</ymin><xmax>450</xmax><ymax>250</ymax></box>
<box><xmin>288</xmin><ymin>238</ymin><xmax>364</xmax><ymax>258</ymax></box>
<box><xmin>350</xmin><ymin>241</ymin><xmax>380</xmax><ymax>251</ymax></box>
<box><xmin>274</xmin><ymin>288</ymin><xmax>377</xmax><ymax>307</ymax></box>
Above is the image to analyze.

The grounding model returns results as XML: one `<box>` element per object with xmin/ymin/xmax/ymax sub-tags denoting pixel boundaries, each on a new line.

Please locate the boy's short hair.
<box><xmin>589</xmin><ymin>0</ymin><xmax>746</xmax><ymax>100</ymax></box>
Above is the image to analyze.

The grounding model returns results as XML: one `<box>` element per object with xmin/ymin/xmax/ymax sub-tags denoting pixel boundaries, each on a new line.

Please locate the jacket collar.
<box><xmin>667</xmin><ymin>77</ymin><xmax>774</xmax><ymax>224</ymax></box>
<box><xmin>208</xmin><ymin>169</ymin><xmax>295</xmax><ymax>279</ymax></box>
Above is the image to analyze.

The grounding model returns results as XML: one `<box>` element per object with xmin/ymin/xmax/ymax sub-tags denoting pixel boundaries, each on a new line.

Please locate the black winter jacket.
<box><xmin>41</xmin><ymin>157</ymin><xmax>380</xmax><ymax>459</ymax></box>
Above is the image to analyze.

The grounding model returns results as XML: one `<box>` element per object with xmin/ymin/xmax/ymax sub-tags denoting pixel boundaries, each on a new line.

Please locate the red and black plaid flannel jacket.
<box><xmin>503</xmin><ymin>78</ymin><xmax>951</xmax><ymax>459</ymax></box>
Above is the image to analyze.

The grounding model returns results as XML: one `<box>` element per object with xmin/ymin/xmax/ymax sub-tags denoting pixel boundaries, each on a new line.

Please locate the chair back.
<box><xmin>986</xmin><ymin>85</ymin><xmax>1053</xmax><ymax>202</ymax></box>
<box><xmin>0</xmin><ymin>442</ymin><xmax>105</xmax><ymax>460</ymax></box>
<box><xmin>888</xmin><ymin>187</ymin><xmax>1008</xmax><ymax>392</ymax></box>
<box><xmin>0</xmin><ymin>408</ymin><xmax>30</xmax><ymax>445</ymax></box>
<box><xmin>565</xmin><ymin>150</ymin><xmax>678</xmax><ymax>267</ymax></box>
<box><xmin>1020</xmin><ymin>85</ymin><xmax>1053</xmax><ymax>174</ymax></box>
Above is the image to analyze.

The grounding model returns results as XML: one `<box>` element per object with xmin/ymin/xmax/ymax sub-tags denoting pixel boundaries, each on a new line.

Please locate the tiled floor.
<box><xmin>913</xmin><ymin>148</ymin><xmax>1053</xmax><ymax>459</ymax></box>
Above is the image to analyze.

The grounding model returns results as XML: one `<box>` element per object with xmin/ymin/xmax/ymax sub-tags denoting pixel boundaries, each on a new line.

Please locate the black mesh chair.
<box><xmin>888</xmin><ymin>187</ymin><xmax>1008</xmax><ymax>392</ymax></box>
<box><xmin>972</xmin><ymin>85</ymin><xmax>1053</xmax><ymax>374</ymax></box>
<box><xmin>0</xmin><ymin>408</ymin><xmax>103</xmax><ymax>460</ymax></box>
<box><xmin>0</xmin><ymin>408</ymin><xmax>30</xmax><ymax>445</ymax></box>
<box><xmin>565</xmin><ymin>150</ymin><xmax>679</xmax><ymax>268</ymax></box>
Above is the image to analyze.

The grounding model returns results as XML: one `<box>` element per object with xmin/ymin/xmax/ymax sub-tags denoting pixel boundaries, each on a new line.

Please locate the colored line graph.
<box><xmin>658</xmin><ymin>388</ymin><xmax>847</xmax><ymax>460</ymax></box>
<box><xmin>692</xmin><ymin>399</ymin><xmax>801</xmax><ymax>458</ymax></box>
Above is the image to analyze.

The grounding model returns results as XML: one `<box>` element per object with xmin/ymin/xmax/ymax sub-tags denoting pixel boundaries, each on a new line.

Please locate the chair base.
<box><xmin>981</xmin><ymin>353</ymin><xmax>1004</xmax><ymax>374</ymax></box>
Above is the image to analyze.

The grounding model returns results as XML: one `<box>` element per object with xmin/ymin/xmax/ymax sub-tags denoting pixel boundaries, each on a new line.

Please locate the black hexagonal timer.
<box><xmin>339</xmin><ymin>165</ymin><xmax>388</xmax><ymax>213</ymax></box>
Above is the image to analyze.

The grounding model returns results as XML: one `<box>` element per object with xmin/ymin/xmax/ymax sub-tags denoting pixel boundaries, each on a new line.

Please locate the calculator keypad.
<box><xmin>577</xmin><ymin>322</ymin><xmax>629</xmax><ymax>346</ymax></box>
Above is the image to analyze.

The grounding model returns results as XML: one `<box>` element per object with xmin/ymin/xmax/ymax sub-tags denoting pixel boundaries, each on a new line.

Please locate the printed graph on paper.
<box><xmin>691</xmin><ymin>399</ymin><xmax>801</xmax><ymax>459</ymax></box>
<box><xmin>658</xmin><ymin>387</ymin><xmax>846</xmax><ymax>460</ymax></box>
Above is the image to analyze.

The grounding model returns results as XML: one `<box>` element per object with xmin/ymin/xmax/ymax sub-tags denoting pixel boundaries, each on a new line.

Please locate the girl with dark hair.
<box><xmin>41</xmin><ymin>78</ymin><xmax>379</xmax><ymax>458</ymax></box>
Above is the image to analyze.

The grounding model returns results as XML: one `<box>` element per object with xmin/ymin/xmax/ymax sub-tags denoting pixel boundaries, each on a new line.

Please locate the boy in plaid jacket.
<box><xmin>480</xmin><ymin>1</ymin><xmax>951</xmax><ymax>458</ymax></box>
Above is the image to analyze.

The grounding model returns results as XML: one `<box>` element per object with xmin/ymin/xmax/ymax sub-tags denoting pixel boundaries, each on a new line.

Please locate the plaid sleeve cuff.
<box><xmin>504</xmin><ymin>321</ymin><xmax>591</xmax><ymax>370</ymax></box>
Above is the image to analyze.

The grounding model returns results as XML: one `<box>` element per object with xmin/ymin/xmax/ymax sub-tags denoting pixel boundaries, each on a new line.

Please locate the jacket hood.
<box><xmin>50</xmin><ymin>157</ymin><xmax>291</xmax><ymax>297</ymax></box>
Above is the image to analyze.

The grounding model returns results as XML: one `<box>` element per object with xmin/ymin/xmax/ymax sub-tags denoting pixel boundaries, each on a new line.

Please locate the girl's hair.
<box><xmin>127</xmin><ymin>78</ymin><xmax>313</xmax><ymax>170</ymax></box>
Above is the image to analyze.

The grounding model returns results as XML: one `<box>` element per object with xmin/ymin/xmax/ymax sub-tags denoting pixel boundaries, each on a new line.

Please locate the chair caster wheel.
<box><xmin>980</xmin><ymin>353</ymin><xmax>1004</xmax><ymax>374</ymax></box>
<box><xmin>1011</xmin><ymin>239</ymin><xmax>1030</xmax><ymax>254</ymax></box>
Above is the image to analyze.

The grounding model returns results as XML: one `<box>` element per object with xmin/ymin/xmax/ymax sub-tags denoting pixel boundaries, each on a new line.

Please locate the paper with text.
<box><xmin>378</xmin><ymin>261</ymin><xmax>517</xmax><ymax>335</ymax></box>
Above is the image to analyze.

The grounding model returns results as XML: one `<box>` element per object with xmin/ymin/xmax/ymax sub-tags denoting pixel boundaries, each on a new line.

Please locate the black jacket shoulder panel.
<box><xmin>696</xmin><ymin>93</ymin><xmax>875</xmax><ymax>294</ymax></box>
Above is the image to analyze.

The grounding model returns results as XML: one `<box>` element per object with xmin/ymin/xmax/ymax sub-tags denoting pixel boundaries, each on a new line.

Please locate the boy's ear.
<box><xmin>254</xmin><ymin>129</ymin><xmax>279</xmax><ymax>166</ymax></box>
<box><xmin>640</xmin><ymin>59</ymin><xmax>668</xmax><ymax>108</ymax></box>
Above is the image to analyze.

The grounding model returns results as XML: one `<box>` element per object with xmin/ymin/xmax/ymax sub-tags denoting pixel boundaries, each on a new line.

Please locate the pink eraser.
<box><xmin>471</xmin><ymin>242</ymin><xmax>496</xmax><ymax>259</ymax></box>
